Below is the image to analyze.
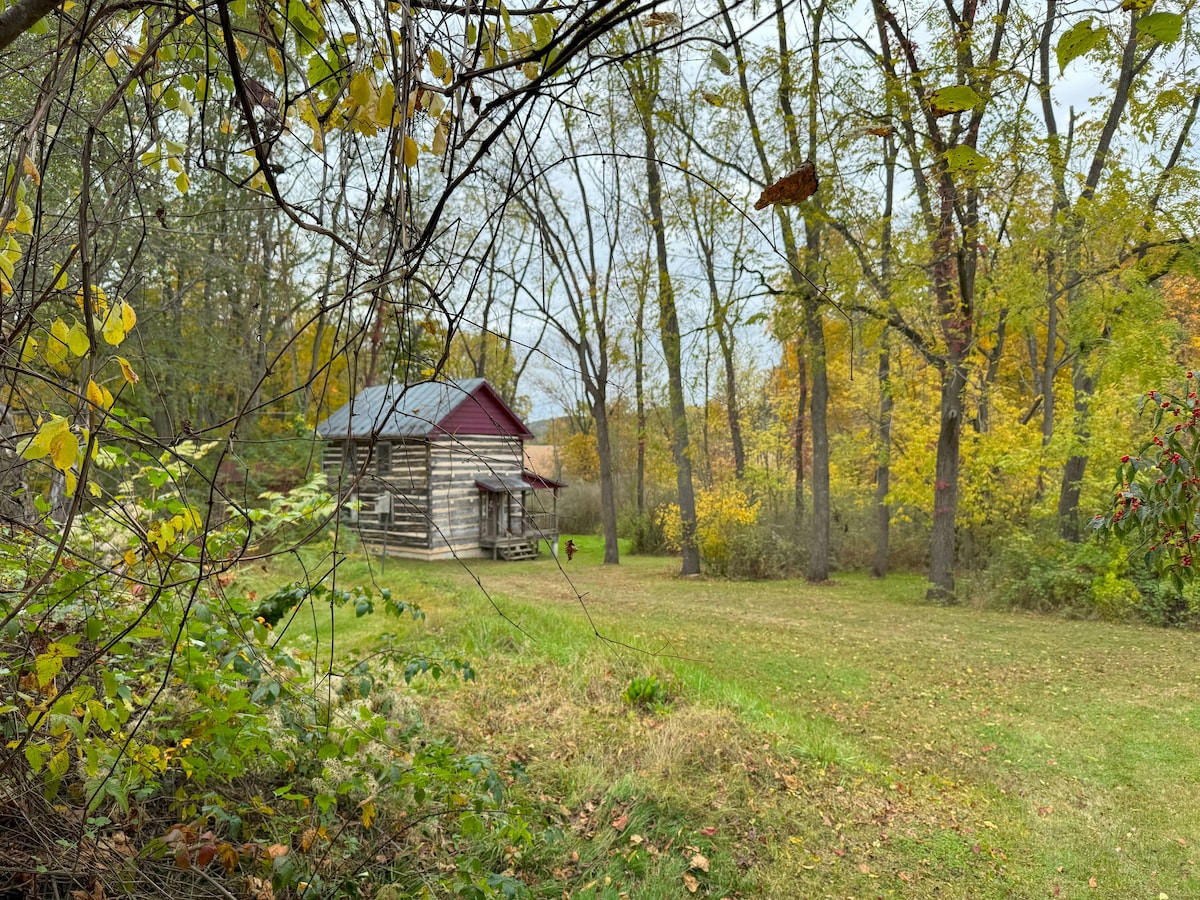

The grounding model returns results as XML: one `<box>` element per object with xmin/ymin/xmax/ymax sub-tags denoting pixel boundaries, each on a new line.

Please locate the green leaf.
<box><xmin>709</xmin><ymin>48</ymin><xmax>732</xmax><ymax>76</ymax></box>
<box><xmin>1137</xmin><ymin>11</ymin><xmax>1183</xmax><ymax>43</ymax></box>
<box><xmin>25</xmin><ymin>743</ymin><xmax>44</xmax><ymax>773</ymax></box>
<box><xmin>287</xmin><ymin>0</ymin><xmax>322</xmax><ymax>44</ymax></box>
<box><xmin>945</xmin><ymin>145</ymin><xmax>991</xmax><ymax>174</ymax></box>
<box><xmin>1057</xmin><ymin>19</ymin><xmax>1108</xmax><ymax>72</ymax></box>
<box><xmin>929</xmin><ymin>85</ymin><xmax>983</xmax><ymax>115</ymax></box>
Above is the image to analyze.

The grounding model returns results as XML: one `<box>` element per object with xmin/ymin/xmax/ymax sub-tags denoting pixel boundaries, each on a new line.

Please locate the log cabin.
<box><xmin>315</xmin><ymin>378</ymin><xmax>564</xmax><ymax>560</ymax></box>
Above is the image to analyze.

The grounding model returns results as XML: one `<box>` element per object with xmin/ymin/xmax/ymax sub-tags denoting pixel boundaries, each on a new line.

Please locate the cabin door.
<box><xmin>483</xmin><ymin>491</ymin><xmax>503</xmax><ymax>539</ymax></box>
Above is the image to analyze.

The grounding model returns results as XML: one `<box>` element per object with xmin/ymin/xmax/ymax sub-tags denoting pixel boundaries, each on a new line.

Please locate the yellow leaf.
<box><xmin>121</xmin><ymin>300</ymin><xmax>136</xmax><ymax>332</ymax></box>
<box><xmin>350</xmin><ymin>71</ymin><xmax>372</xmax><ymax>108</ymax></box>
<box><xmin>124</xmin><ymin>549</ymin><xmax>138</xmax><ymax>568</ymax></box>
<box><xmin>64</xmin><ymin>469</ymin><xmax>77</xmax><ymax>497</ymax></box>
<box><xmin>45</xmin><ymin>319</ymin><xmax>69</xmax><ymax>365</ymax></box>
<box><xmin>116</xmin><ymin>356</ymin><xmax>139</xmax><ymax>385</ymax></box>
<box><xmin>234</xmin><ymin>37</ymin><xmax>248</xmax><ymax>59</ymax></box>
<box><xmin>402</xmin><ymin>135</ymin><xmax>418</xmax><ymax>167</ymax></box>
<box><xmin>104</xmin><ymin>46</ymin><xmax>119</xmax><ymax>68</ymax></box>
<box><xmin>102</xmin><ymin>307</ymin><xmax>126</xmax><ymax>345</ymax></box>
<box><xmin>431</xmin><ymin>123</ymin><xmax>447</xmax><ymax>156</ymax></box>
<box><xmin>428</xmin><ymin>48</ymin><xmax>447</xmax><ymax>80</ymax></box>
<box><xmin>88</xmin><ymin>480</ymin><xmax>101</xmax><ymax>498</ymax></box>
<box><xmin>9</xmin><ymin>202</ymin><xmax>32</xmax><ymax>236</ymax></box>
<box><xmin>268</xmin><ymin>47</ymin><xmax>284</xmax><ymax>74</ymax></box>
<box><xmin>220</xmin><ymin>117</ymin><xmax>233</xmax><ymax>134</ymax></box>
<box><xmin>361</xmin><ymin>799</ymin><xmax>375</xmax><ymax>829</ymax></box>
<box><xmin>523</xmin><ymin>62</ymin><xmax>538</xmax><ymax>80</ymax></box>
<box><xmin>176</xmin><ymin>170</ymin><xmax>190</xmax><ymax>194</ymax></box>
<box><xmin>21</xmin><ymin>416</ymin><xmax>67</xmax><ymax>461</ymax></box>
<box><xmin>376</xmin><ymin>82</ymin><xmax>395</xmax><ymax>125</ymax></box>
<box><xmin>66</xmin><ymin>320</ymin><xmax>89</xmax><ymax>356</ymax></box>
<box><xmin>20</xmin><ymin>336</ymin><xmax>37</xmax><ymax>363</ymax></box>
<box><xmin>48</xmin><ymin>427</ymin><xmax>79</xmax><ymax>471</ymax></box>
<box><xmin>86</xmin><ymin>379</ymin><xmax>105</xmax><ymax>409</ymax></box>
<box><xmin>53</xmin><ymin>265</ymin><xmax>68</xmax><ymax>289</ymax></box>
<box><xmin>22</xmin><ymin>155</ymin><xmax>41</xmax><ymax>187</ymax></box>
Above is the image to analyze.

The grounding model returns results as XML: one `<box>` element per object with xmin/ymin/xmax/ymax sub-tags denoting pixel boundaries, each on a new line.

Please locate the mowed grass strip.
<box><xmin>265</xmin><ymin>540</ymin><xmax>1200</xmax><ymax>899</ymax></box>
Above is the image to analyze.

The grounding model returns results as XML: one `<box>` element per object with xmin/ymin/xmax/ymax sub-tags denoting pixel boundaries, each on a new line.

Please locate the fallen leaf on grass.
<box><xmin>1089</xmin><ymin>876</ymin><xmax>1098</xmax><ymax>888</ymax></box>
<box><xmin>898</xmin><ymin>871</ymin><xmax>911</xmax><ymax>882</ymax></box>
<box><xmin>700</xmin><ymin>826</ymin><xmax>718</xmax><ymax>836</ymax></box>
<box><xmin>611</xmin><ymin>813</ymin><xmax>629</xmax><ymax>831</ymax></box>
<box><xmin>690</xmin><ymin>853</ymin><xmax>710</xmax><ymax>873</ymax></box>
<box><xmin>683</xmin><ymin>872</ymin><xmax>700</xmax><ymax>893</ymax></box>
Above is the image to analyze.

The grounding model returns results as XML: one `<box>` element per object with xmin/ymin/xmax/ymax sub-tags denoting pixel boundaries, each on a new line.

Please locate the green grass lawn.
<box><xmin>257</xmin><ymin>539</ymin><xmax>1200</xmax><ymax>899</ymax></box>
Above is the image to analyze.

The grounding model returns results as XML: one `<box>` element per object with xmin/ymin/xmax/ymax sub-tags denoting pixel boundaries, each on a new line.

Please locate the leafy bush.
<box><xmin>719</xmin><ymin>526</ymin><xmax>802</xmax><ymax>580</ymax></box>
<box><xmin>658</xmin><ymin>484</ymin><xmax>760</xmax><ymax>572</ymax></box>
<box><xmin>987</xmin><ymin>530</ymin><xmax>1137</xmax><ymax>619</ymax></box>
<box><xmin>621</xmin><ymin>509</ymin><xmax>670</xmax><ymax>555</ymax></box>
<box><xmin>0</xmin><ymin>454</ymin><xmax>531</xmax><ymax>898</ymax></box>
<box><xmin>984</xmin><ymin>528</ymin><xmax>1200</xmax><ymax>626</ymax></box>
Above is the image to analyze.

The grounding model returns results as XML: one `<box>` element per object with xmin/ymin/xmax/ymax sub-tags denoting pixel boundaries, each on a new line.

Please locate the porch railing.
<box><xmin>481</xmin><ymin>513</ymin><xmax>560</xmax><ymax>544</ymax></box>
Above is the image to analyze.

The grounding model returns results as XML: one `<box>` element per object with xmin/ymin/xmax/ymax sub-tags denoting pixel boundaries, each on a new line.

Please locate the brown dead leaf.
<box><xmin>611</xmin><ymin>813</ymin><xmax>629</xmax><ymax>831</ymax></box>
<box><xmin>1088</xmin><ymin>876</ymin><xmax>1098</xmax><ymax>888</ymax></box>
<box><xmin>643</xmin><ymin>11</ymin><xmax>679</xmax><ymax>26</ymax></box>
<box><xmin>266</xmin><ymin>843</ymin><xmax>289</xmax><ymax>859</ymax></box>
<box><xmin>682</xmin><ymin>872</ymin><xmax>700</xmax><ymax>893</ymax></box>
<box><xmin>898</xmin><ymin>871</ymin><xmax>911</xmax><ymax>882</ymax></box>
<box><xmin>195</xmin><ymin>842</ymin><xmax>217</xmax><ymax>868</ymax></box>
<box><xmin>1177</xmin><ymin>837</ymin><xmax>1189</xmax><ymax>847</ymax></box>
<box><xmin>700</xmin><ymin>826</ymin><xmax>718</xmax><ymax>836</ymax></box>
<box><xmin>690</xmin><ymin>853</ymin><xmax>710</xmax><ymax>873</ymax></box>
<box><xmin>754</xmin><ymin>161</ymin><xmax>817</xmax><ymax>210</ymax></box>
<box><xmin>859</xmin><ymin>863</ymin><xmax>870</xmax><ymax>874</ymax></box>
<box><xmin>866</xmin><ymin>126</ymin><xmax>894</xmax><ymax>137</ymax></box>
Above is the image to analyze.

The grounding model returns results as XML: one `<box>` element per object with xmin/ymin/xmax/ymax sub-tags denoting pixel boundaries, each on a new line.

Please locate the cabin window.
<box><xmin>376</xmin><ymin>441</ymin><xmax>392</xmax><ymax>475</ymax></box>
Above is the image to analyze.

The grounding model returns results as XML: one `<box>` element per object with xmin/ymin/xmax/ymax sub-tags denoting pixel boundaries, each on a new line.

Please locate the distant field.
<box><xmin>263</xmin><ymin>539</ymin><xmax>1200</xmax><ymax>899</ymax></box>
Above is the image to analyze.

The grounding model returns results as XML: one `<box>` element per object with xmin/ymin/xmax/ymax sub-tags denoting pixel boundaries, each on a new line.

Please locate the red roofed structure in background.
<box><xmin>316</xmin><ymin>379</ymin><xmax>565</xmax><ymax>560</ymax></box>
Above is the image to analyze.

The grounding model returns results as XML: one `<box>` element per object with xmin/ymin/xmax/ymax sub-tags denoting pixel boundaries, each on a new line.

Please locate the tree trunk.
<box><xmin>804</xmin><ymin>293</ymin><xmax>831</xmax><ymax>582</ymax></box>
<box><xmin>1057</xmin><ymin>362</ymin><xmax>1096</xmax><ymax>541</ymax></box>
<box><xmin>718</xmin><ymin>329</ymin><xmax>746</xmax><ymax>480</ymax></box>
<box><xmin>928</xmin><ymin>361</ymin><xmax>966</xmax><ymax>601</ymax></box>
<box><xmin>593</xmin><ymin>397</ymin><xmax>620</xmax><ymax>565</ymax></box>
<box><xmin>643</xmin><ymin>110</ymin><xmax>699</xmax><ymax>576</ymax></box>
<box><xmin>873</xmin><ymin>335</ymin><xmax>893</xmax><ymax>577</ymax></box>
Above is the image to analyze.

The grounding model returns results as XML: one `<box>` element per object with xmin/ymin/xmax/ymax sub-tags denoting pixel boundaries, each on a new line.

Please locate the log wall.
<box><xmin>429</xmin><ymin>435</ymin><xmax>524</xmax><ymax>551</ymax></box>
<box><xmin>321</xmin><ymin>439</ymin><xmax>431</xmax><ymax>549</ymax></box>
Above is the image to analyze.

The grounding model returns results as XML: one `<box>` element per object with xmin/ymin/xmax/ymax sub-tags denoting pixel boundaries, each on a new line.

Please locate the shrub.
<box><xmin>719</xmin><ymin>526</ymin><xmax>802</xmax><ymax>580</ymax></box>
<box><xmin>982</xmin><ymin>528</ymin><xmax>1200</xmax><ymax>625</ymax></box>
<box><xmin>621</xmin><ymin>509</ymin><xmax>670</xmax><ymax>555</ymax></box>
<box><xmin>1</xmin><ymin>456</ymin><xmax>529</xmax><ymax>898</ymax></box>
<box><xmin>658</xmin><ymin>484</ymin><xmax>760</xmax><ymax>572</ymax></box>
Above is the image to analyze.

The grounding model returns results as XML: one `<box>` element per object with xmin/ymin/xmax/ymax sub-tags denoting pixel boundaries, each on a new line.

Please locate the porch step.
<box><xmin>498</xmin><ymin>542</ymin><xmax>538</xmax><ymax>561</ymax></box>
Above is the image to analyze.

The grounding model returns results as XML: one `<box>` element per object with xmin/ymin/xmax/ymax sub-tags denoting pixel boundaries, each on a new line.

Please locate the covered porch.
<box><xmin>476</xmin><ymin>471</ymin><xmax>566</xmax><ymax>560</ymax></box>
